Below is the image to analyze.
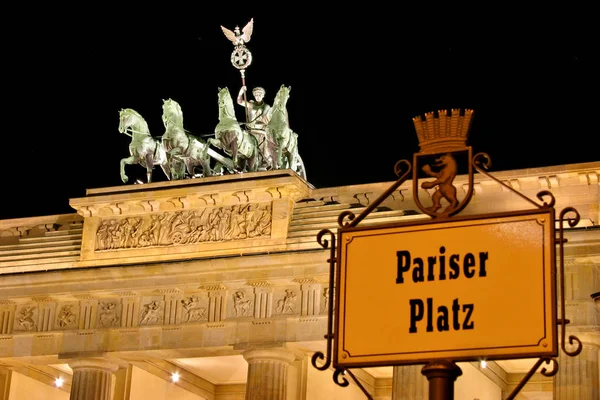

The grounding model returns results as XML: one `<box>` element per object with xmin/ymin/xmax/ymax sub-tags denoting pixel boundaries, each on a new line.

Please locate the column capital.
<box><xmin>243</xmin><ymin>348</ymin><xmax>296</xmax><ymax>365</ymax></box>
<box><xmin>69</xmin><ymin>357</ymin><xmax>119</xmax><ymax>373</ymax></box>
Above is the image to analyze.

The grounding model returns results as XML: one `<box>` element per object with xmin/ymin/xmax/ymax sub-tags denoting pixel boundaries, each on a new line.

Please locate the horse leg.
<box><xmin>145</xmin><ymin>153</ymin><xmax>154</xmax><ymax>183</ymax></box>
<box><xmin>232</xmin><ymin>141</ymin><xmax>240</xmax><ymax>172</ymax></box>
<box><xmin>160</xmin><ymin>162</ymin><xmax>172</xmax><ymax>181</ymax></box>
<box><xmin>120</xmin><ymin>156</ymin><xmax>136</xmax><ymax>184</ymax></box>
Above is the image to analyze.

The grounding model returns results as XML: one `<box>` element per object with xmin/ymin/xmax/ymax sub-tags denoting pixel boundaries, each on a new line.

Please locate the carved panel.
<box><xmin>97</xmin><ymin>300</ymin><xmax>121</xmax><ymax>328</ymax></box>
<box><xmin>55</xmin><ymin>303</ymin><xmax>79</xmax><ymax>330</ymax></box>
<box><xmin>139</xmin><ymin>298</ymin><xmax>165</xmax><ymax>326</ymax></box>
<box><xmin>180</xmin><ymin>295</ymin><xmax>208</xmax><ymax>323</ymax></box>
<box><xmin>14</xmin><ymin>304</ymin><xmax>38</xmax><ymax>332</ymax></box>
<box><xmin>232</xmin><ymin>290</ymin><xmax>253</xmax><ymax>318</ymax></box>
<box><xmin>275</xmin><ymin>289</ymin><xmax>298</xmax><ymax>315</ymax></box>
<box><xmin>94</xmin><ymin>203</ymin><xmax>272</xmax><ymax>251</ymax></box>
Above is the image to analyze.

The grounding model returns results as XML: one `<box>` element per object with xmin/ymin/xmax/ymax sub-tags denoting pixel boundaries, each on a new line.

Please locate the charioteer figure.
<box><xmin>237</xmin><ymin>86</ymin><xmax>277</xmax><ymax>170</ymax></box>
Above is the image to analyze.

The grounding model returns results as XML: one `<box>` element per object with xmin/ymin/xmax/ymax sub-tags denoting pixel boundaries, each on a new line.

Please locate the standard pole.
<box><xmin>240</xmin><ymin>69</ymin><xmax>250</xmax><ymax>124</ymax></box>
<box><xmin>421</xmin><ymin>360</ymin><xmax>462</xmax><ymax>400</ymax></box>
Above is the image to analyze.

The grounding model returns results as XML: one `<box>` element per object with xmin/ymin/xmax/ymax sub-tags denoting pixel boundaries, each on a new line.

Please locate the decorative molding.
<box><xmin>293</xmin><ymin>278</ymin><xmax>318</xmax><ymax>284</ymax></box>
<box><xmin>32</xmin><ymin>297</ymin><xmax>53</xmax><ymax>303</ymax></box>
<box><xmin>156</xmin><ymin>289</ymin><xmax>182</xmax><ymax>294</ymax></box>
<box><xmin>353</xmin><ymin>192</ymin><xmax>372</xmax><ymax>206</ymax></box>
<box><xmin>247</xmin><ymin>281</ymin><xmax>272</xmax><ymax>287</ymax></box>
<box><xmin>200</xmin><ymin>284</ymin><xmax>227</xmax><ymax>291</ymax></box>
<box><xmin>114</xmin><ymin>292</ymin><xmax>138</xmax><ymax>297</ymax></box>
<box><xmin>266</xmin><ymin>187</ymin><xmax>282</xmax><ymax>199</ymax></box>
<box><xmin>198</xmin><ymin>194</ymin><xmax>218</xmax><ymax>206</ymax></box>
<box><xmin>140</xmin><ymin>200</ymin><xmax>160</xmax><ymax>212</ymax></box>
<box><xmin>74</xmin><ymin>295</ymin><xmax>95</xmax><ymax>300</ymax></box>
<box><xmin>233</xmin><ymin>191</ymin><xmax>251</xmax><ymax>203</ymax></box>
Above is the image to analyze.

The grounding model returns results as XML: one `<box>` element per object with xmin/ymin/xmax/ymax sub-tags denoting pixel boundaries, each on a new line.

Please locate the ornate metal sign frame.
<box><xmin>310</xmin><ymin>109</ymin><xmax>583</xmax><ymax>400</ymax></box>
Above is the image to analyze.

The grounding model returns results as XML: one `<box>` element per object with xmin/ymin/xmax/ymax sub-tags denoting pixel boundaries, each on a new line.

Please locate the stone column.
<box><xmin>68</xmin><ymin>358</ymin><xmax>119</xmax><ymax>400</ymax></box>
<box><xmin>553</xmin><ymin>344</ymin><xmax>599</xmax><ymax>400</ymax></box>
<box><xmin>243</xmin><ymin>348</ymin><xmax>296</xmax><ymax>400</ymax></box>
<box><xmin>392</xmin><ymin>365</ymin><xmax>429</xmax><ymax>400</ymax></box>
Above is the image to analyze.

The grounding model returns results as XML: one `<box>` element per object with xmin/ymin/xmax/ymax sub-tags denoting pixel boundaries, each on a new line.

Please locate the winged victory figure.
<box><xmin>221</xmin><ymin>18</ymin><xmax>254</xmax><ymax>46</ymax></box>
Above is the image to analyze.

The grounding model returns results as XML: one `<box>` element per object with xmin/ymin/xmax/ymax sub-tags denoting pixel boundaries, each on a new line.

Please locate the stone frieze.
<box><xmin>95</xmin><ymin>203</ymin><xmax>272</xmax><ymax>251</ymax></box>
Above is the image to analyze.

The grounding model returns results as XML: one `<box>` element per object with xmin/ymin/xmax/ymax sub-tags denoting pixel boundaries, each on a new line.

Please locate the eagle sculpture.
<box><xmin>221</xmin><ymin>18</ymin><xmax>254</xmax><ymax>46</ymax></box>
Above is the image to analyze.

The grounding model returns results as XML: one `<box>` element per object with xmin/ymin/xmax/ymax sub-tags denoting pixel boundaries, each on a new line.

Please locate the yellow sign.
<box><xmin>334</xmin><ymin>209</ymin><xmax>557</xmax><ymax>368</ymax></box>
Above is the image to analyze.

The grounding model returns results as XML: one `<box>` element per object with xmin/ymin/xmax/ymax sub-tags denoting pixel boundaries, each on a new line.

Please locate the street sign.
<box><xmin>334</xmin><ymin>208</ymin><xmax>557</xmax><ymax>368</ymax></box>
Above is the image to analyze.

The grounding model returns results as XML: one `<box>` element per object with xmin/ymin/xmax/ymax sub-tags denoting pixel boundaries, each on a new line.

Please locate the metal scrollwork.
<box><xmin>335</xmin><ymin>369</ymin><xmax>373</xmax><ymax>400</ymax></box>
<box><xmin>536</xmin><ymin>190</ymin><xmax>555</xmax><ymax>208</ymax></box>
<box><xmin>333</xmin><ymin>369</ymin><xmax>349</xmax><ymax>387</ymax></box>
<box><xmin>311</xmin><ymin>228</ymin><xmax>337</xmax><ymax>371</ymax></box>
<box><xmin>473</xmin><ymin>152</ymin><xmax>492</xmax><ymax>170</ymax></box>
<box><xmin>338</xmin><ymin>210</ymin><xmax>356</xmax><ymax>227</ymax></box>
<box><xmin>557</xmin><ymin>207</ymin><xmax>583</xmax><ymax>357</ymax></box>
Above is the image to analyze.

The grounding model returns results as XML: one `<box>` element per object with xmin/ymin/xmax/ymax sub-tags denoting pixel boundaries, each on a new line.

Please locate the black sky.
<box><xmin>1</xmin><ymin>6</ymin><xmax>598</xmax><ymax>220</ymax></box>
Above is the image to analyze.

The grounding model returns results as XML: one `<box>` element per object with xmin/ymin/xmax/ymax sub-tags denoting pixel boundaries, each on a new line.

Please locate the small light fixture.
<box><xmin>55</xmin><ymin>377</ymin><xmax>64</xmax><ymax>388</ymax></box>
<box><xmin>171</xmin><ymin>372</ymin><xmax>180</xmax><ymax>382</ymax></box>
<box><xmin>480</xmin><ymin>360</ymin><xmax>487</xmax><ymax>369</ymax></box>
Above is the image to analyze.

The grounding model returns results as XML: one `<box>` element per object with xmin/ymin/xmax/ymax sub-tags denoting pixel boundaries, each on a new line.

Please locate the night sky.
<box><xmin>1</xmin><ymin>6</ymin><xmax>597</xmax><ymax>220</ymax></box>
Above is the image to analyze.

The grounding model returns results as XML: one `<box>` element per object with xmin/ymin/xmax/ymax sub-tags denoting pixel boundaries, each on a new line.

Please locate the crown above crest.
<box><xmin>412</xmin><ymin>109</ymin><xmax>474</xmax><ymax>154</ymax></box>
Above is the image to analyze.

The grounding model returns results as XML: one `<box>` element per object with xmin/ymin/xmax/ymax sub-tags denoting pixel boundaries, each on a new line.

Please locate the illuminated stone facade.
<box><xmin>0</xmin><ymin>164</ymin><xmax>598</xmax><ymax>400</ymax></box>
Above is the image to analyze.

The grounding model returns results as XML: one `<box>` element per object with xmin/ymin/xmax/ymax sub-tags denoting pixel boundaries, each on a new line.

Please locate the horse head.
<box><xmin>217</xmin><ymin>87</ymin><xmax>236</xmax><ymax>121</ymax></box>
<box><xmin>162</xmin><ymin>98</ymin><xmax>184</xmax><ymax>127</ymax></box>
<box><xmin>273</xmin><ymin>85</ymin><xmax>291</xmax><ymax>111</ymax></box>
<box><xmin>119</xmin><ymin>108</ymin><xmax>148</xmax><ymax>136</ymax></box>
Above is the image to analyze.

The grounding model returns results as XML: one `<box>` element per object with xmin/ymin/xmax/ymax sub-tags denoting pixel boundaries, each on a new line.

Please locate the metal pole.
<box><xmin>421</xmin><ymin>360</ymin><xmax>462</xmax><ymax>400</ymax></box>
<box><xmin>240</xmin><ymin>69</ymin><xmax>250</xmax><ymax>124</ymax></box>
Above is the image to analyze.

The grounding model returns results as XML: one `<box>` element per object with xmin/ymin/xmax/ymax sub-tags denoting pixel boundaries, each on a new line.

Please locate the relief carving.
<box><xmin>140</xmin><ymin>301</ymin><xmax>164</xmax><ymax>325</ymax></box>
<box><xmin>98</xmin><ymin>302</ymin><xmax>120</xmax><ymax>328</ymax></box>
<box><xmin>15</xmin><ymin>306</ymin><xmax>37</xmax><ymax>331</ymax></box>
<box><xmin>95</xmin><ymin>203</ymin><xmax>272</xmax><ymax>251</ymax></box>
<box><xmin>56</xmin><ymin>305</ymin><xmax>78</xmax><ymax>329</ymax></box>
<box><xmin>181</xmin><ymin>296</ymin><xmax>207</xmax><ymax>323</ymax></box>
<box><xmin>233</xmin><ymin>291</ymin><xmax>253</xmax><ymax>317</ymax></box>
<box><xmin>276</xmin><ymin>289</ymin><xmax>297</xmax><ymax>315</ymax></box>
<box><xmin>322</xmin><ymin>287</ymin><xmax>330</xmax><ymax>313</ymax></box>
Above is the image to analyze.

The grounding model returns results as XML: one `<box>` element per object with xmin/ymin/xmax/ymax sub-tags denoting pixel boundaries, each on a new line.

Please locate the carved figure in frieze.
<box><xmin>233</xmin><ymin>291</ymin><xmax>253</xmax><ymax>317</ymax></box>
<box><xmin>181</xmin><ymin>296</ymin><xmax>207</xmax><ymax>323</ymax></box>
<box><xmin>276</xmin><ymin>289</ymin><xmax>297</xmax><ymax>315</ymax></box>
<box><xmin>56</xmin><ymin>305</ymin><xmax>77</xmax><ymax>328</ymax></box>
<box><xmin>140</xmin><ymin>301</ymin><xmax>164</xmax><ymax>325</ymax></box>
<box><xmin>226</xmin><ymin>205</ymin><xmax>246</xmax><ymax>239</ymax></box>
<box><xmin>16</xmin><ymin>306</ymin><xmax>37</xmax><ymax>331</ymax></box>
<box><xmin>246</xmin><ymin>203</ymin><xmax>271</xmax><ymax>238</ymax></box>
<box><xmin>98</xmin><ymin>302</ymin><xmax>120</xmax><ymax>328</ymax></box>
<box><xmin>322</xmin><ymin>287</ymin><xmax>330</xmax><ymax>313</ymax></box>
